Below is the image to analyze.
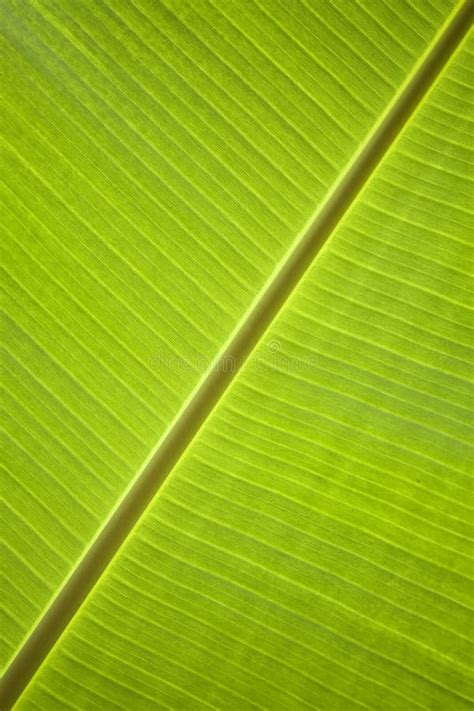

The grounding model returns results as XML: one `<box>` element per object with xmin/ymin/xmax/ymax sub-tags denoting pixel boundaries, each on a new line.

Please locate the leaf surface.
<box><xmin>1</xmin><ymin>0</ymin><xmax>473</xmax><ymax>708</ymax></box>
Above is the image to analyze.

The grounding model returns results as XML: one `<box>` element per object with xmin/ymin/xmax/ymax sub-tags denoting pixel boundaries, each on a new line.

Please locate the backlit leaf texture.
<box><xmin>1</xmin><ymin>0</ymin><xmax>472</xmax><ymax>708</ymax></box>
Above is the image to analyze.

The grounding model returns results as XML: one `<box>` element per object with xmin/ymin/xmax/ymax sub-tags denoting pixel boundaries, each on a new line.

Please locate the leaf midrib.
<box><xmin>2</xmin><ymin>1</ymin><xmax>472</xmax><ymax>707</ymax></box>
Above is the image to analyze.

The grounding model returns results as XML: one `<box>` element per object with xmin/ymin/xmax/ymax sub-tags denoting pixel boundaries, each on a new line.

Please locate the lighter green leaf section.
<box><xmin>13</xmin><ymin>24</ymin><xmax>474</xmax><ymax>711</ymax></box>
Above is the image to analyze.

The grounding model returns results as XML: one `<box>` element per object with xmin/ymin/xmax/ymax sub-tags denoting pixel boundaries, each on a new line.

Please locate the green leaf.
<box><xmin>2</xmin><ymin>0</ymin><xmax>473</xmax><ymax>708</ymax></box>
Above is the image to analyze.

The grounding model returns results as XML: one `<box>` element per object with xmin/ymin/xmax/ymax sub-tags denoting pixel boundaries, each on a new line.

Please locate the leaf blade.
<box><xmin>2</xmin><ymin>0</ymin><xmax>472</xmax><ymax>708</ymax></box>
